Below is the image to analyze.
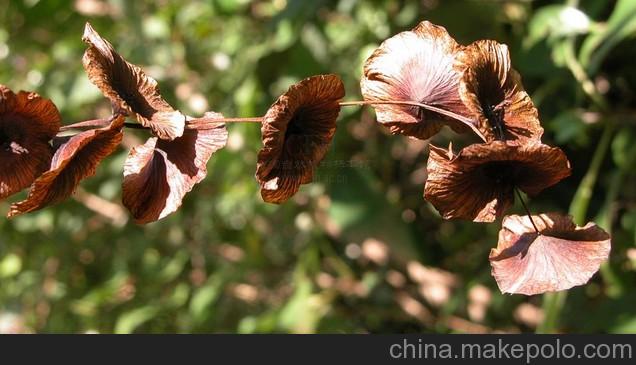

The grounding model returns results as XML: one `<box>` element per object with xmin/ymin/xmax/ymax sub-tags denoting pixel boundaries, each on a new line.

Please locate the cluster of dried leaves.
<box><xmin>359</xmin><ymin>21</ymin><xmax>610</xmax><ymax>295</ymax></box>
<box><xmin>0</xmin><ymin>21</ymin><xmax>610</xmax><ymax>295</ymax></box>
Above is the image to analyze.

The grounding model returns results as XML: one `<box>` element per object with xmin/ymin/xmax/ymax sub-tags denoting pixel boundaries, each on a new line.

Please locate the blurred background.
<box><xmin>0</xmin><ymin>0</ymin><xmax>635</xmax><ymax>333</ymax></box>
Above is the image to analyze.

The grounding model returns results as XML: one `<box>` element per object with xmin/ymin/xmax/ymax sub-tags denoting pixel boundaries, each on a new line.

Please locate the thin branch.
<box><xmin>339</xmin><ymin>100</ymin><xmax>486</xmax><ymax>142</ymax></box>
<box><xmin>515</xmin><ymin>188</ymin><xmax>539</xmax><ymax>234</ymax></box>
<box><xmin>73</xmin><ymin>187</ymin><xmax>128</xmax><ymax>227</ymax></box>
<box><xmin>185</xmin><ymin>116</ymin><xmax>264</xmax><ymax>129</ymax></box>
<box><xmin>563</xmin><ymin>38</ymin><xmax>609</xmax><ymax>112</ymax></box>
<box><xmin>59</xmin><ymin>118</ymin><xmax>113</xmax><ymax>131</ymax></box>
<box><xmin>123</xmin><ymin>122</ymin><xmax>149</xmax><ymax>130</ymax></box>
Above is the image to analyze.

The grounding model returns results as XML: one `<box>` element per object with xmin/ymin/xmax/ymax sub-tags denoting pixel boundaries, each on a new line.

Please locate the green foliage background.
<box><xmin>0</xmin><ymin>0</ymin><xmax>635</xmax><ymax>333</ymax></box>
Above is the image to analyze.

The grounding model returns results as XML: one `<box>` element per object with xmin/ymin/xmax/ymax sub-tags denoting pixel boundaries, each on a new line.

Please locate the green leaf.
<box><xmin>611</xmin><ymin>316</ymin><xmax>636</xmax><ymax>333</ymax></box>
<box><xmin>611</xmin><ymin>129</ymin><xmax>636</xmax><ymax>169</ymax></box>
<box><xmin>549</xmin><ymin>110</ymin><xmax>589</xmax><ymax>145</ymax></box>
<box><xmin>189</xmin><ymin>275</ymin><xmax>225</xmax><ymax>322</ymax></box>
<box><xmin>158</xmin><ymin>251</ymin><xmax>189</xmax><ymax>283</ymax></box>
<box><xmin>0</xmin><ymin>253</ymin><xmax>22</xmax><ymax>278</ymax></box>
<box><xmin>525</xmin><ymin>5</ymin><xmax>590</xmax><ymax>48</ymax></box>
<box><xmin>579</xmin><ymin>0</ymin><xmax>636</xmax><ymax>74</ymax></box>
<box><xmin>70</xmin><ymin>273</ymin><xmax>130</xmax><ymax>317</ymax></box>
<box><xmin>621</xmin><ymin>210</ymin><xmax>636</xmax><ymax>245</ymax></box>
<box><xmin>569</xmin><ymin>124</ymin><xmax>615</xmax><ymax>224</ymax></box>
<box><xmin>277</xmin><ymin>276</ymin><xmax>329</xmax><ymax>333</ymax></box>
<box><xmin>327</xmin><ymin>168</ymin><xmax>418</xmax><ymax>264</ymax></box>
<box><xmin>114</xmin><ymin>306</ymin><xmax>160</xmax><ymax>334</ymax></box>
<box><xmin>214</xmin><ymin>0</ymin><xmax>250</xmax><ymax>14</ymax></box>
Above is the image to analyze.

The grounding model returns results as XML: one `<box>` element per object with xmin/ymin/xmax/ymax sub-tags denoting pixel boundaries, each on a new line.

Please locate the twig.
<box><xmin>515</xmin><ymin>188</ymin><xmax>539</xmax><ymax>234</ymax></box>
<box><xmin>339</xmin><ymin>100</ymin><xmax>486</xmax><ymax>142</ymax></box>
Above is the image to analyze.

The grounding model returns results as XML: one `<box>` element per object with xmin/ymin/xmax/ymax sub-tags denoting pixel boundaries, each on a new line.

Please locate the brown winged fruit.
<box><xmin>82</xmin><ymin>22</ymin><xmax>185</xmax><ymax>141</ymax></box>
<box><xmin>122</xmin><ymin>112</ymin><xmax>228</xmax><ymax>224</ymax></box>
<box><xmin>0</xmin><ymin>85</ymin><xmax>60</xmax><ymax>201</ymax></box>
<box><xmin>256</xmin><ymin>74</ymin><xmax>344</xmax><ymax>204</ymax></box>
<box><xmin>424</xmin><ymin>141</ymin><xmax>571</xmax><ymax>222</ymax></box>
<box><xmin>8</xmin><ymin>114</ymin><xmax>125</xmax><ymax>217</ymax></box>
<box><xmin>490</xmin><ymin>213</ymin><xmax>611</xmax><ymax>295</ymax></box>
<box><xmin>361</xmin><ymin>21</ymin><xmax>472</xmax><ymax>139</ymax></box>
<box><xmin>456</xmin><ymin>40</ymin><xmax>542</xmax><ymax>144</ymax></box>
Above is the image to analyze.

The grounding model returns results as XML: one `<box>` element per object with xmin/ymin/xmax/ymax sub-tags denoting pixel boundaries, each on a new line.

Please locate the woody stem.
<box><xmin>339</xmin><ymin>100</ymin><xmax>486</xmax><ymax>142</ymax></box>
<box><xmin>515</xmin><ymin>188</ymin><xmax>539</xmax><ymax>234</ymax></box>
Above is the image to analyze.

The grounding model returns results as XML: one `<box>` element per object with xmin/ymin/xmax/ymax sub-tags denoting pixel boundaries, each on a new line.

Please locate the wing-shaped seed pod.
<box><xmin>122</xmin><ymin>112</ymin><xmax>228</xmax><ymax>224</ymax></box>
<box><xmin>82</xmin><ymin>22</ymin><xmax>185</xmax><ymax>141</ymax></box>
<box><xmin>456</xmin><ymin>40</ymin><xmax>543</xmax><ymax>144</ymax></box>
<box><xmin>256</xmin><ymin>74</ymin><xmax>344</xmax><ymax>204</ymax></box>
<box><xmin>361</xmin><ymin>21</ymin><xmax>473</xmax><ymax>139</ymax></box>
<box><xmin>424</xmin><ymin>141</ymin><xmax>571</xmax><ymax>222</ymax></box>
<box><xmin>8</xmin><ymin>114</ymin><xmax>125</xmax><ymax>217</ymax></box>
<box><xmin>0</xmin><ymin>85</ymin><xmax>60</xmax><ymax>201</ymax></box>
<box><xmin>490</xmin><ymin>213</ymin><xmax>611</xmax><ymax>295</ymax></box>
